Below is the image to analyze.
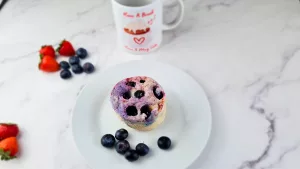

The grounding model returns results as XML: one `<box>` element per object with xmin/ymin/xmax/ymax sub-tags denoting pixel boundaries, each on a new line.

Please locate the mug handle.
<box><xmin>162</xmin><ymin>0</ymin><xmax>184</xmax><ymax>31</ymax></box>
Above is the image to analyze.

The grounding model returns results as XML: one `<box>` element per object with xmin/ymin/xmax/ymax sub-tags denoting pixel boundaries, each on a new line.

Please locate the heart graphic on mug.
<box><xmin>133</xmin><ymin>37</ymin><xmax>145</xmax><ymax>45</ymax></box>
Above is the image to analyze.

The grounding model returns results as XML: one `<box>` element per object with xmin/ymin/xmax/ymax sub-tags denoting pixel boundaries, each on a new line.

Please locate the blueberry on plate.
<box><xmin>115</xmin><ymin>140</ymin><xmax>130</xmax><ymax>154</ymax></box>
<box><xmin>101</xmin><ymin>134</ymin><xmax>115</xmax><ymax>148</ymax></box>
<box><xmin>115</xmin><ymin>128</ymin><xmax>129</xmax><ymax>140</ymax></box>
<box><xmin>157</xmin><ymin>136</ymin><xmax>172</xmax><ymax>150</ymax></box>
<box><xmin>136</xmin><ymin>143</ymin><xmax>149</xmax><ymax>156</ymax></box>
<box><xmin>69</xmin><ymin>56</ymin><xmax>80</xmax><ymax>65</ymax></box>
<box><xmin>124</xmin><ymin>150</ymin><xmax>139</xmax><ymax>162</ymax></box>
<box><xmin>76</xmin><ymin>48</ymin><xmax>88</xmax><ymax>59</ymax></box>
<box><xmin>59</xmin><ymin>61</ymin><xmax>70</xmax><ymax>69</ymax></box>
<box><xmin>83</xmin><ymin>62</ymin><xmax>95</xmax><ymax>74</ymax></box>
<box><xmin>71</xmin><ymin>64</ymin><xmax>83</xmax><ymax>74</ymax></box>
<box><xmin>60</xmin><ymin>69</ymin><xmax>72</xmax><ymax>79</ymax></box>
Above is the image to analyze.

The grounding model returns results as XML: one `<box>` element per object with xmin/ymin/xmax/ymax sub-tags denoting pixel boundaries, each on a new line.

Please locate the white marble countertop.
<box><xmin>1</xmin><ymin>0</ymin><xmax>300</xmax><ymax>168</ymax></box>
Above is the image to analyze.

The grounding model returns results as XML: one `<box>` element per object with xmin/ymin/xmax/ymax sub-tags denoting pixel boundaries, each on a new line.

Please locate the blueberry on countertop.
<box><xmin>83</xmin><ymin>62</ymin><xmax>95</xmax><ymax>74</ymax></box>
<box><xmin>71</xmin><ymin>64</ymin><xmax>83</xmax><ymax>74</ymax></box>
<box><xmin>69</xmin><ymin>56</ymin><xmax>80</xmax><ymax>65</ymax></box>
<box><xmin>60</xmin><ymin>69</ymin><xmax>72</xmax><ymax>79</ymax></box>
<box><xmin>59</xmin><ymin>61</ymin><xmax>70</xmax><ymax>69</ymax></box>
<box><xmin>76</xmin><ymin>48</ymin><xmax>88</xmax><ymax>59</ymax></box>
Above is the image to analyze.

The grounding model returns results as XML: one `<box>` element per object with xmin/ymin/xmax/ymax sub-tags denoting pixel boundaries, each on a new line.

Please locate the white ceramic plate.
<box><xmin>72</xmin><ymin>60</ymin><xmax>212</xmax><ymax>169</ymax></box>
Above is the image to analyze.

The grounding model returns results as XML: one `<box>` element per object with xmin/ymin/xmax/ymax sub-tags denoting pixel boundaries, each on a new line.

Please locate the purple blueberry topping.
<box><xmin>126</xmin><ymin>106</ymin><xmax>138</xmax><ymax>116</ymax></box>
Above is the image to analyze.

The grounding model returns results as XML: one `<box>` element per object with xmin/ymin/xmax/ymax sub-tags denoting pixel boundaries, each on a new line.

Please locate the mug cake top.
<box><xmin>110</xmin><ymin>76</ymin><xmax>165</xmax><ymax>123</ymax></box>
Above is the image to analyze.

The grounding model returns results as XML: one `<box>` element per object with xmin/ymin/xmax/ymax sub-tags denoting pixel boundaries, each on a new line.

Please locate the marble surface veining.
<box><xmin>0</xmin><ymin>0</ymin><xmax>300</xmax><ymax>169</ymax></box>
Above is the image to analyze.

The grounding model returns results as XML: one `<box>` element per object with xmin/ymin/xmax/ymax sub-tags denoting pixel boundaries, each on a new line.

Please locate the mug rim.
<box><xmin>112</xmin><ymin>0</ymin><xmax>159</xmax><ymax>8</ymax></box>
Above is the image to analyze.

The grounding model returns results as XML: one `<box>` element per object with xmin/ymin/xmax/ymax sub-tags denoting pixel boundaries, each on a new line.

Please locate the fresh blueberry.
<box><xmin>126</xmin><ymin>81</ymin><xmax>136</xmax><ymax>87</ymax></box>
<box><xmin>153</xmin><ymin>87</ymin><xmax>164</xmax><ymax>100</ymax></box>
<box><xmin>76</xmin><ymin>48</ymin><xmax>88</xmax><ymax>59</ymax></box>
<box><xmin>124</xmin><ymin>150</ymin><xmax>139</xmax><ymax>162</ymax></box>
<box><xmin>115</xmin><ymin>140</ymin><xmax>130</xmax><ymax>154</ymax></box>
<box><xmin>140</xmin><ymin>80</ymin><xmax>145</xmax><ymax>83</ymax></box>
<box><xmin>157</xmin><ymin>136</ymin><xmax>171</xmax><ymax>150</ymax></box>
<box><xmin>134</xmin><ymin>90</ymin><xmax>145</xmax><ymax>99</ymax></box>
<box><xmin>69</xmin><ymin>56</ymin><xmax>80</xmax><ymax>65</ymax></box>
<box><xmin>59</xmin><ymin>61</ymin><xmax>70</xmax><ymax>69</ymax></box>
<box><xmin>123</xmin><ymin>91</ymin><xmax>131</xmax><ymax>99</ymax></box>
<box><xmin>140</xmin><ymin>105</ymin><xmax>151</xmax><ymax>119</ymax></box>
<box><xmin>126</xmin><ymin>106</ymin><xmax>138</xmax><ymax>116</ymax></box>
<box><xmin>136</xmin><ymin>143</ymin><xmax>149</xmax><ymax>156</ymax></box>
<box><xmin>60</xmin><ymin>69</ymin><xmax>72</xmax><ymax>79</ymax></box>
<box><xmin>83</xmin><ymin>62</ymin><xmax>95</xmax><ymax>74</ymax></box>
<box><xmin>115</xmin><ymin>128</ymin><xmax>129</xmax><ymax>140</ymax></box>
<box><xmin>71</xmin><ymin>64</ymin><xmax>83</xmax><ymax>74</ymax></box>
<box><xmin>101</xmin><ymin>134</ymin><xmax>116</xmax><ymax>148</ymax></box>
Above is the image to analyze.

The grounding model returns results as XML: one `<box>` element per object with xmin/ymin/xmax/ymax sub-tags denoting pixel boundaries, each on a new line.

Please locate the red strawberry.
<box><xmin>39</xmin><ymin>45</ymin><xmax>56</xmax><ymax>58</ymax></box>
<box><xmin>39</xmin><ymin>55</ymin><xmax>60</xmax><ymax>72</ymax></box>
<box><xmin>56</xmin><ymin>40</ymin><xmax>75</xmax><ymax>56</ymax></box>
<box><xmin>0</xmin><ymin>123</ymin><xmax>19</xmax><ymax>141</ymax></box>
<box><xmin>0</xmin><ymin>137</ymin><xmax>19</xmax><ymax>160</ymax></box>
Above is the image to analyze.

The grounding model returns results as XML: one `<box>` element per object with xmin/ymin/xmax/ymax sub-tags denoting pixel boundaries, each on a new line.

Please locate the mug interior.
<box><xmin>114</xmin><ymin>0</ymin><xmax>155</xmax><ymax>7</ymax></box>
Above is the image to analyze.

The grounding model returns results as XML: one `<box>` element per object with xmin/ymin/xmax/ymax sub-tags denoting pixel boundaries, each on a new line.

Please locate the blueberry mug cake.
<box><xmin>110</xmin><ymin>76</ymin><xmax>166</xmax><ymax>131</ymax></box>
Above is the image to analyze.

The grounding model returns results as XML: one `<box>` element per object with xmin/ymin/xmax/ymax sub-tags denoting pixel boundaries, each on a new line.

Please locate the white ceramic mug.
<box><xmin>111</xmin><ymin>0</ymin><xmax>184</xmax><ymax>54</ymax></box>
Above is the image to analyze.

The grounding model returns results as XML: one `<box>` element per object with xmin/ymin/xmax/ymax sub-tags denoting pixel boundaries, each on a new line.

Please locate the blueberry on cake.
<box><xmin>110</xmin><ymin>76</ymin><xmax>166</xmax><ymax>131</ymax></box>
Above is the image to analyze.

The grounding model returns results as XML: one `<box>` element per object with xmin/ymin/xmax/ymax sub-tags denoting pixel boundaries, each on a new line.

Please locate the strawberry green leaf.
<box><xmin>56</xmin><ymin>39</ymin><xmax>65</xmax><ymax>52</ymax></box>
<box><xmin>0</xmin><ymin>149</ymin><xmax>15</xmax><ymax>161</ymax></box>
